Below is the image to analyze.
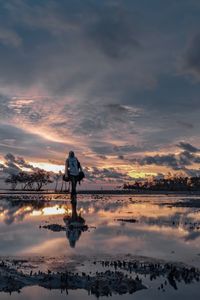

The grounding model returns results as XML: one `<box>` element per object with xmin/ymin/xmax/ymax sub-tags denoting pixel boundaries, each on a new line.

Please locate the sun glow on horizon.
<box><xmin>128</xmin><ymin>171</ymin><xmax>157</xmax><ymax>179</ymax></box>
<box><xmin>29</xmin><ymin>161</ymin><xmax>64</xmax><ymax>173</ymax></box>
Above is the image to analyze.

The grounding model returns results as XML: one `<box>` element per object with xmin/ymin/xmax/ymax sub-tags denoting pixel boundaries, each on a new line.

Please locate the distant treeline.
<box><xmin>5</xmin><ymin>170</ymin><xmax>53</xmax><ymax>191</ymax></box>
<box><xmin>123</xmin><ymin>176</ymin><xmax>200</xmax><ymax>191</ymax></box>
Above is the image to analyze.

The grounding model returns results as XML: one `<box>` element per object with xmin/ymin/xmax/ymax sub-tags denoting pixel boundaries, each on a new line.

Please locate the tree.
<box><xmin>123</xmin><ymin>175</ymin><xmax>200</xmax><ymax>191</ymax></box>
<box><xmin>5</xmin><ymin>174</ymin><xmax>18</xmax><ymax>190</ymax></box>
<box><xmin>5</xmin><ymin>170</ymin><xmax>53</xmax><ymax>191</ymax></box>
<box><xmin>31</xmin><ymin>169</ymin><xmax>53</xmax><ymax>191</ymax></box>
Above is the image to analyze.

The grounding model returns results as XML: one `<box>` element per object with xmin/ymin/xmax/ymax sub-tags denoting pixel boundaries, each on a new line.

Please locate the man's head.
<box><xmin>69</xmin><ymin>151</ymin><xmax>75</xmax><ymax>158</ymax></box>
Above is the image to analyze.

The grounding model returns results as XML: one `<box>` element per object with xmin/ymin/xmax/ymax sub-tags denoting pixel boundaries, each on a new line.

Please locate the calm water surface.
<box><xmin>0</xmin><ymin>194</ymin><xmax>200</xmax><ymax>299</ymax></box>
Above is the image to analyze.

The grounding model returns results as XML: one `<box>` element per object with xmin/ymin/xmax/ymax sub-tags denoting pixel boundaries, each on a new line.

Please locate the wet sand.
<box><xmin>0</xmin><ymin>254</ymin><xmax>199</xmax><ymax>295</ymax></box>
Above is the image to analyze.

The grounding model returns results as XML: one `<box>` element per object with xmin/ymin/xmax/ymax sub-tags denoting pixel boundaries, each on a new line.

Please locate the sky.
<box><xmin>1</xmin><ymin>0</ymin><xmax>200</xmax><ymax>186</ymax></box>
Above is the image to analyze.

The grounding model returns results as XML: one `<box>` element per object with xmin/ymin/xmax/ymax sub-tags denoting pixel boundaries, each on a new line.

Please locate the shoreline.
<box><xmin>1</xmin><ymin>189</ymin><xmax>200</xmax><ymax>195</ymax></box>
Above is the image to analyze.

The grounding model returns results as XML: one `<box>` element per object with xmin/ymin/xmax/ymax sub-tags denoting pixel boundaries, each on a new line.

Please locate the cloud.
<box><xmin>135</xmin><ymin>154</ymin><xmax>180</xmax><ymax>169</ymax></box>
<box><xmin>113</xmin><ymin>144</ymin><xmax>142</xmax><ymax>154</ymax></box>
<box><xmin>184</xmin><ymin>33</ymin><xmax>200</xmax><ymax>79</ymax></box>
<box><xmin>1</xmin><ymin>152</ymin><xmax>36</xmax><ymax>176</ymax></box>
<box><xmin>0</xmin><ymin>27</ymin><xmax>21</xmax><ymax>47</ymax></box>
<box><xmin>0</xmin><ymin>200</ymin><xmax>35</xmax><ymax>225</ymax></box>
<box><xmin>0</xmin><ymin>0</ymin><xmax>200</xmax><ymax>181</ymax></box>
<box><xmin>0</xmin><ymin>151</ymin><xmax>132</xmax><ymax>184</ymax></box>
<box><xmin>176</xmin><ymin>120</ymin><xmax>194</xmax><ymax>130</ymax></box>
<box><xmin>89</xmin><ymin>141</ymin><xmax>143</xmax><ymax>157</ymax></box>
<box><xmin>184</xmin><ymin>231</ymin><xmax>200</xmax><ymax>241</ymax></box>
<box><xmin>0</xmin><ymin>123</ymin><xmax>70</xmax><ymax>160</ymax></box>
<box><xmin>87</xmin><ymin>3</ymin><xmax>140</xmax><ymax>59</ymax></box>
<box><xmin>0</xmin><ymin>0</ymin><xmax>177</xmax><ymax>95</ymax></box>
<box><xmin>4</xmin><ymin>153</ymin><xmax>35</xmax><ymax>170</ymax></box>
<box><xmin>131</xmin><ymin>142</ymin><xmax>200</xmax><ymax>175</ymax></box>
<box><xmin>177</xmin><ymin>142</ymin><xmax>200</xmax><ymax>153</ymax></box>
<box><xmin>84</xmin><ymin>166</ymin><xmax>132</xmax><ymax>183</ymax></box>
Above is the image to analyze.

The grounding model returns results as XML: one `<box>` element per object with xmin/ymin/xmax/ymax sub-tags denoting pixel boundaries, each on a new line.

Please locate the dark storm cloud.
<box><xmin>0</xmin><ymin>0</ymin><xmax>140</xmax><ymax>91</ymax></box>
<box><xmin>176</xmin><ymin>120</ymin><xmax>194</xmax><ymax>130</ymax></box>
<box><xmin>136</xmin><ymin>154</ymin><xmax>180</xmax><ymax>169</ymax></box>
<box><xmin>177</xmin><ymin>142</ymin><xmax>200</xmax><ymax>153</ymax></box>
<box><xmin>91</xmin><ymin>144</ymin><xmax>114</xmax><ymax>156</ymax></box>
<box><xmin>0</xmin><ymin>0</ymin><xmax>181</xmax><ymax>102</ymax></box>
<box><xmin>184</xmin><ymin>231</ymin><xmax>200</xmax><ymax>241</ymax></box>
<box><xmin>89</xmin><ymin>141</ymin><xmax>142</xmax><ymax>156</ymax></box>
<box><xmin>0</xmin><ymin>160</ymin><xmax>20</xmax><ymax>176</ymax></box>
<box><xmin>1</xmin><ymin>152</ymin><xmax>44</xmax><ymax>176</ymax></box>
<box><xmin>5</xmin><ymin>0</ymin><xmax>140</xmax><ymax>58</ymax></box>
<box><xmin>185</xmin><ymin>33</ymin><xmax>200</xmax><ymax>78</ymax></box>
<box><xmin>87</xmin><ymin>4</ymin><xmax>140</xmax><ymax>59</ymax></box>
<box><xmin>4</xmin><ymin>153</ymin><xmax>34</xmax><ymax>170</ymax></box>
<box><xmin>71</xmin><ymin>103</ymin><xmax>140</xmax><ymax>136</ymax></box>
<box><xmin>0</xmin><ymin>152</ymin><xmax>37</xmax><ymax>176</ymax></box>
<box><xmin>132</xmin><ymin>142</ymin><xmax>200</xmax><ymax>174</ymax></box>
<box><xmin>113</xmin><ymin>144</ymin><xmax>141</xmax><ymax>153</ymax></box>
<box><xmin>84</xmin><ymin>166</ymin><xmax>132</xmax><ymax>183</ymax></box>
<box><xmin>0</xmin><ymin>0</ymin><xmax>197</xmax><ymax>103</ymax></box>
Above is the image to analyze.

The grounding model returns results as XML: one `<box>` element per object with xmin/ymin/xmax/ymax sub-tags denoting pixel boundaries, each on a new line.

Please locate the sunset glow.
<box><xmin>0</xmin><ymin>0</ymin><xmax>200</xmax><ymax>188</ymax></box>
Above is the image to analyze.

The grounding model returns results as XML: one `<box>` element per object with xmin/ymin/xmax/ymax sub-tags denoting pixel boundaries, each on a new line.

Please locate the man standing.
<box><xmin>65</xmin><ymin>151</ymin><xmax>82</xmax><ymax>203</ymax></box>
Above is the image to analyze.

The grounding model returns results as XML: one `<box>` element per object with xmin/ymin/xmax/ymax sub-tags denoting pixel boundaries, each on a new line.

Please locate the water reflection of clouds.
<box><xmin>0</xmin><ymin>199</ymin><xmax>71</xmax><ymax>224</ymax></box>
<box><xmin>1</xmin><ymin>196</ymin><xmax>200</xmax><ymax>235</ymax></box>
<box><xmin>184</xmin><ymin>231</ymin><xmax>200</xmax><ymax>241</ymax></box>
<box><xmin>0</xmin><ymin>200</ymin><xmax>34</xmax><ymax>225</ymax></box>
<box><xmin>0</xmin><ymin>195</ymin><xmax>200</xmax><ymax>263</ymax></box>
<box><xmin>89</xmin><ymin>223</ymin><xmax>200</xmax><ymax>264</ymax></box>
<box><xmin>0</xmin><ymin>196</ymin><xmax>129</xmax><ymax>225</ymax></box>
<box><xmin>19</xmin><ymin>238</ymin><xmax>70</xmax><ymax>256</ymax></box>
<box><xmin>0</xmin><ymin>221</ymin><xmax>45</xmax><ymax>256</ymax></box>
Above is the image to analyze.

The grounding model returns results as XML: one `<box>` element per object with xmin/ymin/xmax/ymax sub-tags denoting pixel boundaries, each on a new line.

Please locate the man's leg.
<box><xmin>71</xmin><ymin>176</ymin><xmax>77</xmax><ymax>203</ymax></box>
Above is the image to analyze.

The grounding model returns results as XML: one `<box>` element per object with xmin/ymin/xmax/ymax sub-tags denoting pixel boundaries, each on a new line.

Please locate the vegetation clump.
<box><xmin>123</xmin><ymin>175</ymin><xmax>200</xmax><ymax>191</ymax></box>
<box><xmin>5</xmin><ymin>170</ymin><xmax>53</xmax><ymax>191</ymax></box>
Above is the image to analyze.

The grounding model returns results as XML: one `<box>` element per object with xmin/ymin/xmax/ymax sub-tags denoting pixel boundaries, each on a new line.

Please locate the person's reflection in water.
<box><xmin>64</xmin><ymin>201</ymin><xmax>88</xmax><ymax>248</ymax></box>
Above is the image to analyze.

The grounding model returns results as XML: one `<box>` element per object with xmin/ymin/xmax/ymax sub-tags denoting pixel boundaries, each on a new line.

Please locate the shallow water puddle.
<box><xmin>0</xmin><ymin>194</ymin><xmax>200</xmax><ymax>298</ymax></box>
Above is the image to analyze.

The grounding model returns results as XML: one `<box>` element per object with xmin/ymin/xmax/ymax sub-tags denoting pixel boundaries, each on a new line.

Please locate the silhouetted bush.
<box><xmin>5</xmin><ymin>170</ymin><xmax>53</xmax><ymax>191</ymax></box>
<box><xmin>123</xmin><ymin>176</ymin><xmax>200</xmax><ymax>191</ymax></box>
